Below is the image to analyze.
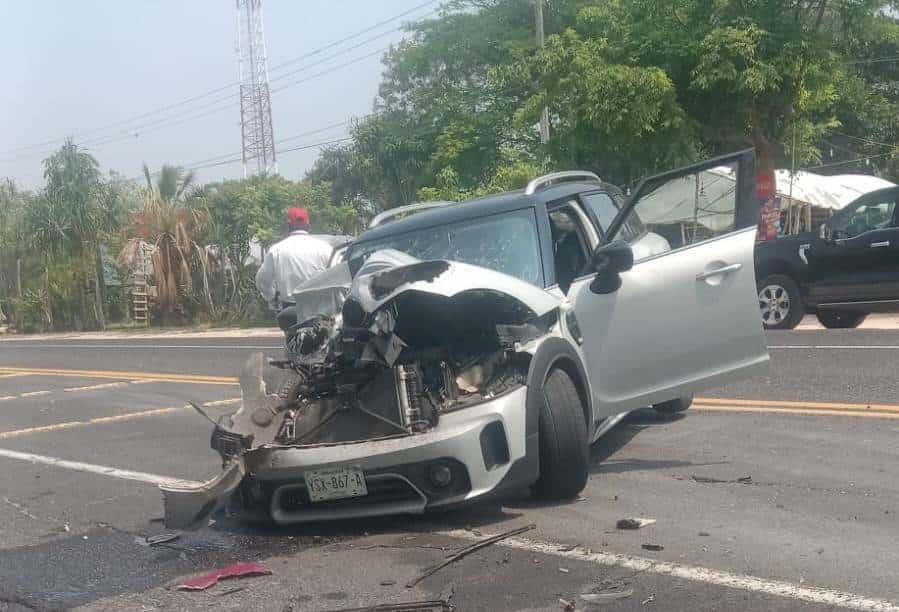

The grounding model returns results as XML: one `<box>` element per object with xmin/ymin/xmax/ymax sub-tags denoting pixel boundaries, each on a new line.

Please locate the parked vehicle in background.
<box><xmin>755</xmin><ymin>186</ymin><xmax>899</xmax><ymax>329</ymax></box>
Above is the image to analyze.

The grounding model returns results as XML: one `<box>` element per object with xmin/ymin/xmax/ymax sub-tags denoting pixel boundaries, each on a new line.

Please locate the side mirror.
<box><xmin>589</xmin><ymin>240</ymin><xmax>634</xmax><ymax>295</ymax></box>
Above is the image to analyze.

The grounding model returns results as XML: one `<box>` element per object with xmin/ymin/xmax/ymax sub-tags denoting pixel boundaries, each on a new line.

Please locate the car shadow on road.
<box><xmin>589</xmin><ymin>408</ymin><xmax>723</xmax><ymax>475</ymax></box>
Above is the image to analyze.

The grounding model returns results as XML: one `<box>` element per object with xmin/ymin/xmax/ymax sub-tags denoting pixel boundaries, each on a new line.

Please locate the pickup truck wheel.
<box><xmin>816</xmin><ymin>311</ymin><xmax>867</xmax><ymax>329</ymax></box>
<box><xmin>758</xmin><ymin>274</ymin><xmax>804</xmax><ymax>330</ymax></box>
<box><xmin>654</xmin><ymin>394</ymin><xmax>693</xmax><ymax>415</ymax></box>
<box><xmin>534</xmin><ymin>368</ymin><xmax>589</xmax><ymax>501</ymax></box>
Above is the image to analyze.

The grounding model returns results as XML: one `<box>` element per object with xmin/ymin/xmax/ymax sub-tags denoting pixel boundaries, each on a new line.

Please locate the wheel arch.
<box><xmin>525</xmin><ymin>337</ymin><xmax>592</xmax><ymax>438</ymax></box>
<box><xmin>756</xmin><ymin>258</ymin><xmax>799</xmax><ymax>285</ymax></box>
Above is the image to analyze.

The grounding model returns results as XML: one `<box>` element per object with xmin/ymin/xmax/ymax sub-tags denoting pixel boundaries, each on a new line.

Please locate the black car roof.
<box><xmin>354</xmin><ymin>181</ymin><xmax>612</xmax><ymax>245</ymax></box>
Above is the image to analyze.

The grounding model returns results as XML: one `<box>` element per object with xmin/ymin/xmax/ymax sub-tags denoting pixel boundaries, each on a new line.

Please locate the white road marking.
<box><xmin>441</xmin><ymin>530</ymin><xmax>899</xmax><ymax>611</ymax></box>
<box><xmin>0</xmin><ymin>396</ymin><xmax>15</xmax><ymax>401</ymax></box>
<box><xmin>0</xmin><ymin>398</ymin><xmax>240</xmax><ymax>439</ymax></box>
<box><xmin>18</xmin><ymin>390</ymin><xmax>51</xmax><ymax>398</ymax></box>
<box><xmin>0</xmin><ymin>373</ymin><xmax>28</xmax><ymax>379</ymax></box>
<box><xmin>63</xmin><ymin>382</ymin><xmax>127</xmax><ymax>393</ymax></box>
<box><xmin>201</xmin><ymin>398</ymin><xmax>242</xmax><ymax>407</ymax></box>
<box><xmin>0</xmin><ymin>448</ymin><xmax>201</xmax><ymax>488</ymax></box>
<box><xmin>5</xmin><ymin>344</ymin><xmax>280</xmax><ymax>349</ymax></box>
<box><xmin>770</xmin><ymin>345</ymin><xmax>899</xmax><ymax>350</ymax></box>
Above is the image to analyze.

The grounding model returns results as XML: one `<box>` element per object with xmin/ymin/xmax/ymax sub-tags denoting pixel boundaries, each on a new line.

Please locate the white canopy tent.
<box><xmin>639</xmin><ymin>166</ymin><xmax>895</xmax><ymax>239</ymax></box>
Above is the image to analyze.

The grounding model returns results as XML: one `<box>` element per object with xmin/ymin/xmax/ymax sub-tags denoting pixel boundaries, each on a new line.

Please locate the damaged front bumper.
<box><xmin>161</xmin><ymin>386</ymin><xmax>532</xmax><ymax>529</ymax></box>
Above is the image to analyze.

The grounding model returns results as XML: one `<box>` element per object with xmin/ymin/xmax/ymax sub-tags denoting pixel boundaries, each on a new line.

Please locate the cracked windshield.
<box><xmin>2</xmin><ymin>1</ymin><xmax>899</xmax><ymax>611</ymax></box>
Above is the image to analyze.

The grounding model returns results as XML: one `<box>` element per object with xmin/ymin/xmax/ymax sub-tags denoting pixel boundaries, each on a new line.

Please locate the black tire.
<box><xmin>654</xmin><ymin>394</ymin><xmax>693</xmax><ymax>415</ymax></box>
<box><xmin>534</xmin><ymin>368</ymin><xmax>589</xmax><ymax>500</ymax></box>
<box><xmin>816</xmin><ymin>311</ymin><xmax>867</xmax><ymax>329</ymax></box>
<box><xmin>758</xmin><ymin>274</ymin><xmax>804</xmax><ymax>330</ymax></box>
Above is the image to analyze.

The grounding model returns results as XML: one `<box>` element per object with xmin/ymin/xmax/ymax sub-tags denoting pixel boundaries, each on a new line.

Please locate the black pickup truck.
<box><xmin>755</xmin><ymin>186</ymin><xmax>899</xmax><ymax>329</ymax></box>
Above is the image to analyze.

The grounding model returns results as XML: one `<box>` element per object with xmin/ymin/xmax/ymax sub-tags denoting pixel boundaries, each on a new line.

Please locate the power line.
<box><xmin>831</xmin><ymin>130</ymin><xmax>899</xmax><ymax>151</ymax></box>
<box><xmin>0</xmin><ymin>43</ymin><xmax>389</xmax><ymax>165</ymax></box>
<box><xmin>135</xmin><ymin>131</ymin><xmax>355</xmax><ymax>182</ymax></box>
<box><xmin>804</xmin><ymin>151</ymin><xmax>893</xmax><ymax>170</ymax></box>
<box><xmin>1</xmin><ymin>1</ymin><xmax>438</xmax><ymax>158</ymax></box>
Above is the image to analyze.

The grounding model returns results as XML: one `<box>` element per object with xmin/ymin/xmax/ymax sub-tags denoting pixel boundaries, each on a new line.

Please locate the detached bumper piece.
<box><xmin>161</xmin><ymin>461</ymin><xmax>246</xmax><ymax>530</ymax></box>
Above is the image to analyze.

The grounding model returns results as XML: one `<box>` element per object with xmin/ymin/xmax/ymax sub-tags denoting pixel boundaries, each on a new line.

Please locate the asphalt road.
<box><xmin>0</xmin><ymin>327</ymin><xmax>897</xmax><ymax>611</ymax></box>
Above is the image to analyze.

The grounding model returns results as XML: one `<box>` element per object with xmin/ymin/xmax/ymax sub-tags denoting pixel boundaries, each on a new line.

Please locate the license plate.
<box><xmin>305</xmin><ymin>466</ymin><xmax>368</xmax><ymax>502</ymax></box>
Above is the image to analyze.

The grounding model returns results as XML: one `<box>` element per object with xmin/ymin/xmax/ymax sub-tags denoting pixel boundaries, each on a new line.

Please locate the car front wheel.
<box><xmin>816</xmin><ymin>311</ymin><xmax>867</xmax><ymax>329</ymax></box>
<box><xmin>758</xmin><ymin>274</ymin><xmax>804</xmax><ymax>330</ymax></box>
<box><xmin>533</xmin><ymin>368</ymin><xmax>589</xmax><ymax>500</ymax></box>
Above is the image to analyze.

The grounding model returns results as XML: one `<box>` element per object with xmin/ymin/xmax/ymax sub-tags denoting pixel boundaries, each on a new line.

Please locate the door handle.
<box><xmin>696</xmin><ymin>263</ymin><xmax>743</xmax><ymax>281</ymax></box>
<box><xmin>870</xmin><ymin>241</ymin><xmax>890</xmax><ymax>248</ymax></box>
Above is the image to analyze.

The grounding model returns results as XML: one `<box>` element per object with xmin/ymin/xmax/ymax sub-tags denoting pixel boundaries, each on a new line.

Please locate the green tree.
<box><xmin>574</xmin><ymin>0</ymin><xmax>899</xmax><ymax>175</ymax></box>
<box><xmin>27</xmin><ymin>140</ymin><xmax>123</xmax><ymax>330</ymax></box>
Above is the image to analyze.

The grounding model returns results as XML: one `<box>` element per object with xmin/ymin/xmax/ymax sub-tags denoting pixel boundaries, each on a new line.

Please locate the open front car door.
<box><xmin>568</xmin><ymin>150</ymin><xmax>769</xmax><ymax>420</ymax></box>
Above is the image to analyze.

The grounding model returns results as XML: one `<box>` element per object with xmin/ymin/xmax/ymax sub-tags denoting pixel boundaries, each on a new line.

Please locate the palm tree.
<box><xmin>143</xmin><ymin>164</ymin><xmax>196</xmax><ymax>204</ymax></box>
<box><xmin>126</xmin><ymin>164</ymin><xmax>207</xmax><ymax>320</ymax></box>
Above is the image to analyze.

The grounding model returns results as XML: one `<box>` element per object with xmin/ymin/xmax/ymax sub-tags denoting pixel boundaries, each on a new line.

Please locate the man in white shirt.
<box><xmin>255</xmin><ymin>207</ymin><xmax>334</xmax><ymax>311</ymax></box>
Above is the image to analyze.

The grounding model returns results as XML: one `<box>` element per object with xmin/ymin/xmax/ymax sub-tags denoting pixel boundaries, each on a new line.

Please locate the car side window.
<box><xmin>581</xmin><ymin>191</ymin><xmax>646</xmax><ymax>244</ymax></box>
<box><xmin>830</xmin><ymin>198</ymin><xmax>897</xmax><ymax>239</ymax></box>
<box><xmin>548</xmin><ymin>205</ymin><xmax>590</xmax><ymax>292</ymax></box>
<box><xmin>614</xmin><ymin>162</ymin><xmax>738</xmax><ymax>262</ymax></box>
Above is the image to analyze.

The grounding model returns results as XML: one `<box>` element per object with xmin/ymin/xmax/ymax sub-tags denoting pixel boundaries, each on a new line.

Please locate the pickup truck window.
<box><xmin>830</xmin><ymin>199</ymin><xmax>896</xmax><ymax>239</ymax></box>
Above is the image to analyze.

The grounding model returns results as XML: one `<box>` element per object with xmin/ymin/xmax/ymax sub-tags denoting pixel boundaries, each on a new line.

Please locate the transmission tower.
<box><xmin>236</xmin><ymin>0</ymin><xmax>277</xmax><ymax>176</ymax></box>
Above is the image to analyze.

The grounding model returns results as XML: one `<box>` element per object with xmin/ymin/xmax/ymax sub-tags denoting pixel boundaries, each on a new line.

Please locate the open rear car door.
<box><xmin>567</xmin><ymin>150</ymin><xmax>769</xmax><ymax>421</ymax></box>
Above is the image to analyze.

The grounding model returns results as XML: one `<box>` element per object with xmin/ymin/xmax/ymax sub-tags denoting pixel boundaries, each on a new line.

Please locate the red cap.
<box><xmin>287</xmin><ymin>207</ymin><xmax>309</xmax><ymax>229</ymax></box>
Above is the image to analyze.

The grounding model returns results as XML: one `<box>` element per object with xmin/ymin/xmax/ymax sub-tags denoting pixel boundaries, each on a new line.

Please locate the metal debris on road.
<box><xmin>381</xmin><ymin>580</ymin><xmax>397</xmax><ymax>586</ymax></box>
<box><xmin>177</xmin><ymin>561</ymin><xmax>273</xmax><ymax>591</ymax></box>
<box><xmin>641</xmin><ymin>544</ymin><xmax>664</xmax><ymax>552</ymax></box>
<box><xmin>691</xmin><ymin>474</ymin><xmax>752</xmax><ymax>484</ymax></box>
<box><xmin>321</xmin><ymin>599</ymin><xmax>454</xmax><ymax>611</ymax></box>
<box><xmin>217</xmin><ymin>586</ymin><xmax>246</xmax><ymax>597</ymax></box>
<box><xmin>580</xmin><ymin>588</ymin><xmax>634</xmax><ymax>603</ymax></box>
<box><xmin>616</xmin><ymin>518</ymin><xmax>656</xmax><ymax>530</ymax></box>
<box><xmin>698</xmin><ymin>531</ymin><xmax>710</xmax><ymax>537</ymax></box>
<box><xmin>559</xmin><ymin>598</ymin><xmax>575</xmax><ymax>610</ymax></box>
<box><xmin>642</xmin><ymin>593</ymin><xmax>656</xmax><ymax>605</ymax></box>
<box><xmin>405</xmin><ymin>524</ymin><xmax>536</xmax><ymax>588</ymax></box>
<box><xmin>559</xmin><ymin>567</ymin><xmax>570</xmax><ymax>573</ymax></box>
<box><xmin>146</xmin><ymin>532</ymin><xmax>181</xmax><ymax>546</ymax></box>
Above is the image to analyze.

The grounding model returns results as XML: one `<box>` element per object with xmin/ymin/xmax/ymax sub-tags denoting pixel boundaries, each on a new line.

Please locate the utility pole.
<box><xmin>236</xmin><ymin>0</ymin><xmax>277</xmax><ymax>177</ymax></box>
<box><xmin>535</xmin><ymin>0</ymin><xmax>550</xmax><ymax>144</ymax></box>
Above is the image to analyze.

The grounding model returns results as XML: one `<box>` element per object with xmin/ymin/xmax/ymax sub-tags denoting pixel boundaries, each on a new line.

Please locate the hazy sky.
<box><xmin>0</xmin><ymin>0</ymin><xmax>434</xmax><ymax>189</ymax></box>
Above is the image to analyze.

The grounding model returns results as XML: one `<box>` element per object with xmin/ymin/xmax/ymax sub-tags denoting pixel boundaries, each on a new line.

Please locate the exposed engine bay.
<box><xmin>164</xmin><ymin>250</ymin><xmax>561</xmax><ymax>530</ymax></box>
<box><xmin>209</xmin><ymin>250</ymin><xmax>558</xmax><ymax>462</ymax></box>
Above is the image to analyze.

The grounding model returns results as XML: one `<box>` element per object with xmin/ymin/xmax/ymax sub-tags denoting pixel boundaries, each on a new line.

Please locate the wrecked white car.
<box><xmin>163</xmin><ymin>151</ymin><xmax>769</xmax><ymax>528</ymax></box>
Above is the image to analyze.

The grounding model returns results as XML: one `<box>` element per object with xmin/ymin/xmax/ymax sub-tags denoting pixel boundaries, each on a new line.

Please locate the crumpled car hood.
<box><xmin>314</xmin><ymin>248</ymin><xmax>560</xmax><ymax>321</ymax></box>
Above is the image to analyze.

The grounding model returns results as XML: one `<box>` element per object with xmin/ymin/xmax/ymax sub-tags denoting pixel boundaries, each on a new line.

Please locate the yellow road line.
<box><xmin>0</xmin><ymin>366</ymin><xmax>238</xmax><ymax>385</ymax></box>
<box><xmin>0</xmin><ymin>398</ymin><xmax>241</xmax><ymax>439</ymax></box>
<box><xmin>694</xmin><ymin>404</ymin><xmax>899</xmax><ymax>420</ymax></box>
<box><xmin>695</xmin><ymin>396</ymin><xmax>899</xmax><ymax>414</ymax></box>
<box><xmin>0</xmin><ymin>373</ymin><xmax>28</xmax><ymax>379</ymax></box>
